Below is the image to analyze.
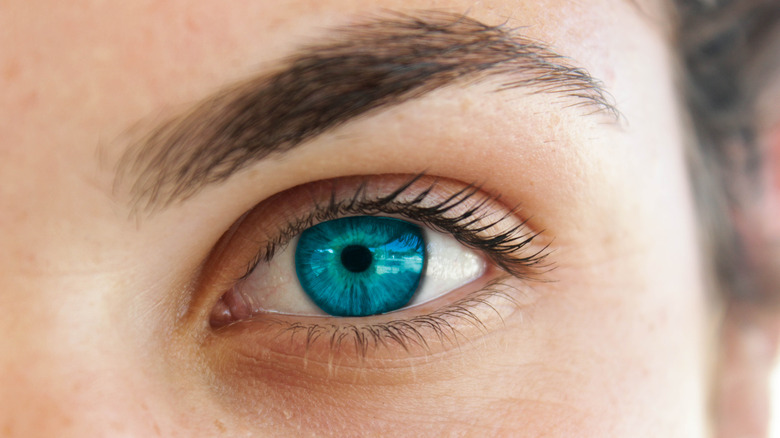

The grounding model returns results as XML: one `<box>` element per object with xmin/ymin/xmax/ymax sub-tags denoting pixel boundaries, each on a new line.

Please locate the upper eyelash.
<box><xmin>240</xmin><ymin>173</ymin><xmax>552</xmax><ymax>281</ymax></box>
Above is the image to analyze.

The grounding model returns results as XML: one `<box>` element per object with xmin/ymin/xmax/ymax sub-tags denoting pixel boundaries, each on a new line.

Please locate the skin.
<box><xmin>1</xmin><ymin>0</ymin><xmax>757</xmax><ymax>436</ymax></box>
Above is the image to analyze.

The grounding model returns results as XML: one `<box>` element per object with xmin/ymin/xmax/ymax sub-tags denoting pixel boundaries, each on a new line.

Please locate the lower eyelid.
<box><xmin>206</xmin><ymin>274</ymin><xmax>539</xmax><ymax>362</ymax></box>
<box><xmin>199</xmin><ymin>277</ymin><xmax>538</xmax><ymax>434</ymax></box>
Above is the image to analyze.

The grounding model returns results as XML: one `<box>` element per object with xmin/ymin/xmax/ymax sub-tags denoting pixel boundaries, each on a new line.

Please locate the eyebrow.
<box><xmin>117</xmin><ymin>11</ymin><xmax>619</xmax><ymax>211</ymax></box>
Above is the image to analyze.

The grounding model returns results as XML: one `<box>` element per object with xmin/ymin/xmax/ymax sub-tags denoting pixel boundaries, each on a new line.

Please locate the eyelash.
<box><xmin>212</xmin><ymin>174</ymin><xmax>552</xmax><ymax>356</ymax></box>
<box><xmin>251</xmin><ymin>277</ymin><xmax>522</xmax><ymax>357</ymax></box>
<box><xmin>239</xmin><ymin>173</ymin><xmax>550</xmax><ymax>280</ymax></box>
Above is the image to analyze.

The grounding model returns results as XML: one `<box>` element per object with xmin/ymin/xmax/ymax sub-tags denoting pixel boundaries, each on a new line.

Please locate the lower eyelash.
<box><xmin>216</xmin><ymin>276</ymin><xmax>531</xmax><ymax>358</ymax></box>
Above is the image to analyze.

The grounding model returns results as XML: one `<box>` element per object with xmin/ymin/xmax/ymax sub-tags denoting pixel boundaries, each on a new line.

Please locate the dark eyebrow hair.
<box><xmin>116</xmin><ymin>11</ymin><xmax>619</xmax><ymax>211</ymax></box>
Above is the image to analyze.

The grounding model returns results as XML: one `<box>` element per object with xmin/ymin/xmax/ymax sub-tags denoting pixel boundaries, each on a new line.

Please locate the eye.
<box><xmin>211</xmin><ymin>215</ymin><xmax>485</xmax><ymax>322</ymax></box>
<box><xmin>202</xmin><ymin>174</ymin><xmax>550</xmax><ymax>353</ymax></box>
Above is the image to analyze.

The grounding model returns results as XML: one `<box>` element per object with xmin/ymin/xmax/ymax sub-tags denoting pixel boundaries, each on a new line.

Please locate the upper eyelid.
<box><xmin>113</xmin><ymin>11</ymin><xmax>619</xmax><ymax>213</ymax></box>
<box><xmin>236</xmin><ymin>174</ymin><xmax>552</xmax><ymax>283</ymax></box>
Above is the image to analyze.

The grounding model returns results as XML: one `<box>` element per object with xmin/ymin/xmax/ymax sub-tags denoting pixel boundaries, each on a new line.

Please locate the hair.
<box><xmin>674</xmin><ymin>0</ymin><xmax>780</xmax><ymax>303</ymax></box>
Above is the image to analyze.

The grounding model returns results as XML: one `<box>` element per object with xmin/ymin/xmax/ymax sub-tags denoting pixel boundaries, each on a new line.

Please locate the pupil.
<box><xmin>340</xmin><ymin>245</ymin><xmax>373</xmax><ymax>273</ymax></box>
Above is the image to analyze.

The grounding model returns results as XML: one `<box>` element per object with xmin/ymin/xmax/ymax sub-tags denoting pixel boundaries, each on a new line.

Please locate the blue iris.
<box><xmin>294</xmin><ymin>216</ymin><xmax>426</xmax><ymax>317</ymax></box>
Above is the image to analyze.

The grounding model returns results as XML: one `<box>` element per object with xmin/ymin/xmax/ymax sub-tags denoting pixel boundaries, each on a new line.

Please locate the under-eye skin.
<box><xmin>204</xmin><ymin>174</ymin><xmax>552</xmax><ymax>355</ymax></box>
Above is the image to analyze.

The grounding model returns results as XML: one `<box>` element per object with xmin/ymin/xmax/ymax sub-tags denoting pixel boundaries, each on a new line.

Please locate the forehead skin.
<box><xmin>0</xmin><ymin>0</ymin><xmax>708</xmax><ymax>437</ymax></box>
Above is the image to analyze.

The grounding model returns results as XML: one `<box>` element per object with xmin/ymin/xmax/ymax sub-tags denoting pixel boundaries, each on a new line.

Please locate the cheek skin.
<box><xmin>206</xmin><ymin>334</ymin><xmax>591</xmax><ymax>435</ymax></box>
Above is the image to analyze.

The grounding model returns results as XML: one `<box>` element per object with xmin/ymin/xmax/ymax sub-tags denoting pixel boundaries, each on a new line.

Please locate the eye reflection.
<box><xmin>295</xmin><ymin>216</ymin><xmax>425</xmax><ymax>317</ymax></box>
